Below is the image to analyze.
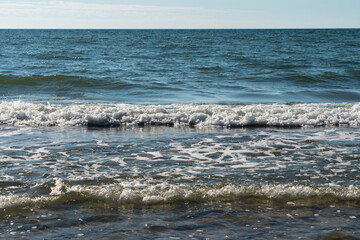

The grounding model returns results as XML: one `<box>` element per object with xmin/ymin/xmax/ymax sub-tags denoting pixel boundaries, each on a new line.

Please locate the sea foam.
<box><xmin>1</xmin><ymin>182</ymin><xmax>360</xmax><ymax>209</ymax></box>
<box><xmin>0</xmin><ymin>101</ymin><xmax>359</xmax><ymax>128</ymax></box>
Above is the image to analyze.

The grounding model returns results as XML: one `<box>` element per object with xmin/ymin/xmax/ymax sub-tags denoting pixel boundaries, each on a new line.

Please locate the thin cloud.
<box><xmin>0</xmin><ymin>1</ymin><xmax>248</xmax><ymax>28</ymax></box>
<box><xmin>0</xmin><ymin>1</ymin><xmax>235</xmax><ymax>14</ymax></box>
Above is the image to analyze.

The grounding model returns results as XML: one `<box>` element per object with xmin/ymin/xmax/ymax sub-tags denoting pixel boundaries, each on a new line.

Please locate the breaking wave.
<box><xmin>0</xmin><ymin>101</ymin><xmax>359</xmax><ymax>128</ymax></box>
<box><xmin>1</xmin><ymin>181</ymin><xmax>360</xmax><ymax>209</ymax></box>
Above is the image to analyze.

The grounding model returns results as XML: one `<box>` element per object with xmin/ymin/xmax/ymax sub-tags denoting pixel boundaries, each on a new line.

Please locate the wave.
<box><xmin>1</xmin><ymin>181</ymin><xmax>359</xmax><ymax>209</ymax></box>
<box><xmin>0</xmin><ymin>101</ymin><xmax>359</xmax><ymax>128</ymax></box>
<box><xmin>0</xmin><ymin>74</ymin><xmax>135</xmax><ymax>89</ymax></box>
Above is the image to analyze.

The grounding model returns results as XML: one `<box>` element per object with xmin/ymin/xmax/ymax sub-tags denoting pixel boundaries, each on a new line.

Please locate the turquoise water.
<box><xmin>0</xmin><ymin>29</ymin><xmax>360</xmax><ymax>239</ymax></box>
<box><xmin>1</xmin><ymin>29</ymin><xmax>360</xmax><ymax>104</ymax></box>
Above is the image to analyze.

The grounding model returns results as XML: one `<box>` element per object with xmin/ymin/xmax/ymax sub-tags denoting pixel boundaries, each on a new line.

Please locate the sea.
<box><xmin>0</xmin><ymin>29</ymin><xmax>360</xmax><ymax>239</ymax></box>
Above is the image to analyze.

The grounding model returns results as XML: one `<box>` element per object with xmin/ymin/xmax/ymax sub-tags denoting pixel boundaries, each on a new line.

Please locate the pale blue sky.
<box><xmin>1</xmin><ymin>0</ymin><xmax>359</xmax><ymax>29</ymax></box>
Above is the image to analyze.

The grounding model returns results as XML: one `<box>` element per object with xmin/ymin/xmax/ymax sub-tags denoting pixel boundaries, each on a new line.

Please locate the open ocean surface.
<box><xmin>0</xmin><ymin>29</ymin><xmax>360</xmax><ymax>239</ymax></box>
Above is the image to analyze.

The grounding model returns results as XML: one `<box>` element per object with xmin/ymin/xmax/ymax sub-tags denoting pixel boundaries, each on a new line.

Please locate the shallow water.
<box><xmin>1</xmin><ymin>126</ymin><xmax>360</xmax><ymax>239</ymax></box>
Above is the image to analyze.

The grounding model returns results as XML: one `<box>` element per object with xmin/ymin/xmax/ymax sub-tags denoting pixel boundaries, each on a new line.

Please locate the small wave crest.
<box><xmin>0</xmin><ymin>74</ymin><xmax>94</xmax><ymax>86</ymax></box>
<box><xmin>0</xmin><ymin>74</ymin><xmax>135</xmax><ymax>89</ymax></box>
<box><xmin>1</xmin><ymin>181</ymin><xmax>360</xmax><ymax>209</ymax></box>
<box><xmin>0</xmin><ymin>101</ymin><xmax>359</xmax><ymax>128</ymax></box>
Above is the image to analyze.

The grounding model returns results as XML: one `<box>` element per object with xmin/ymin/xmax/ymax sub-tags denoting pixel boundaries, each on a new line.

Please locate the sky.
<box><xmin>0</xmin><ymin>0</ymin><xmax>359</xmax><ymax>29</ymax></box>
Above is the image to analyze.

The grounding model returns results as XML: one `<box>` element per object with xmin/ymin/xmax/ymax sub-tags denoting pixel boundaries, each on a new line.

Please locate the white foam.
<box><xmin>1</xmin><ymin>182</ymin><xmax>360</xmax><ymax>208</ymax></box>
<box><xmin>1</xmin><ymin>101</ymin><xmax>359</xmax><ymax>128</ymax></box>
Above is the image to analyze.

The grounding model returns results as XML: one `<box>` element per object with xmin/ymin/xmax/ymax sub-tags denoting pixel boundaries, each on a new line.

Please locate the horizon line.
<box><xmin>1</xmin><ymin>27</ymin><xmax>360</xmax><ymax>30</ymax></box>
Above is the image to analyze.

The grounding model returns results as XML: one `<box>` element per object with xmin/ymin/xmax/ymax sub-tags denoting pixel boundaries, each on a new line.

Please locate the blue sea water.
<box><xmin>0</xmin><ymin>29</ymin><xmax>360</xmax><ymax>239</ymax></box>
<box><xmin>1</xmin><ymin>29</ymin><xmax>360</xmax><ymax>104</ymax></box>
